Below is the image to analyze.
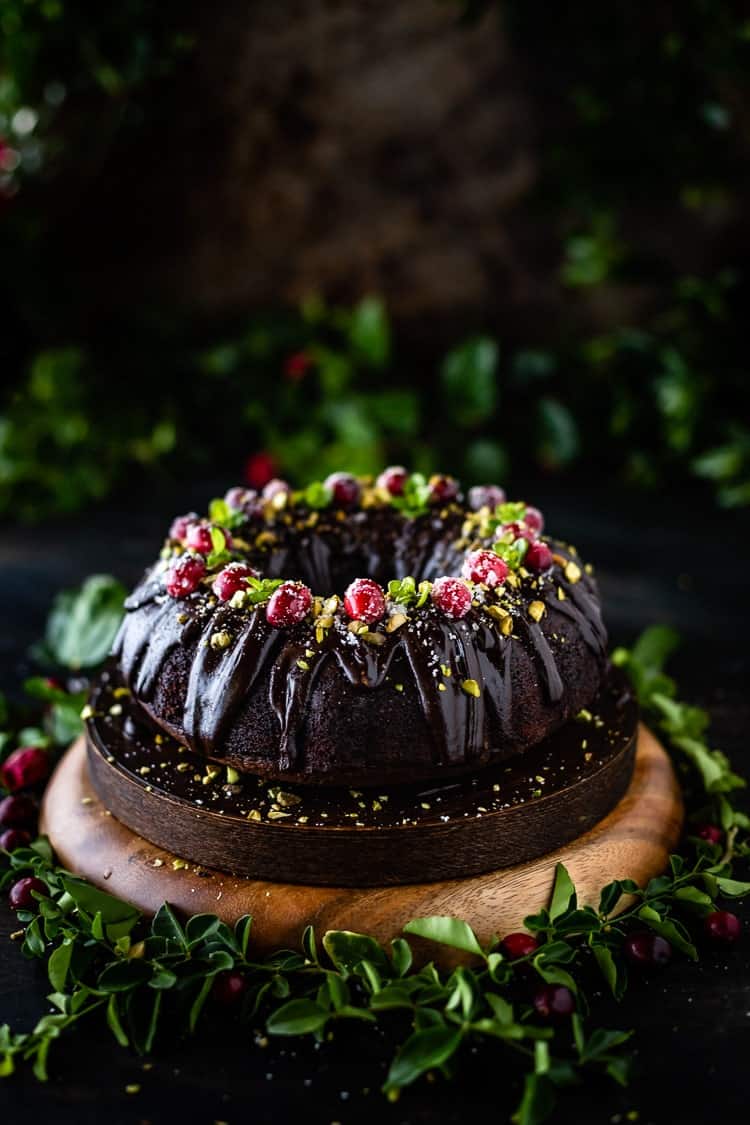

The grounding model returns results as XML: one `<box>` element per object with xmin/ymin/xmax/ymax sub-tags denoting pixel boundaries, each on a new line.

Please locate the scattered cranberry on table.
<box><xmin>467</xmin><ymin>484</ymin><xmax>506</xmax><ymax>511</ymax></box>
<box><xmin>533</xmin><ymin>984</ymin><xmax>576</xmax><ymax>1021</ymax></box>
<box><xmin>8</xmin><ymin>876</ymin><xmax>47</xmax><ymax>912</ymax></box>
<box><xmin>266</xmin><ymin>581</ymin><xmax>313</xmax><ymax>627</ymax></box>
<box><xmin>166</xmin><ymin>555</ymin><xmax>206</xmax><ymax>598</ymax></box>
<box><xmin>462</xmin><ymin>549</ymin><xmax>509</xmax><ymax>587</ymax></box>
<box><xmin>428</xmin><ymin>474</ymin><xmax>459</xmax><ymax>503</ymax></box>
<box><xmin>499</xmin><ymin>932</ymin><xmax>539</xmax><ymax>960</ymax></box>
<box><xmin>212</xmin><ymin>970</ymin><xmax>248</xmax><ymax>1006</ymax></box>
<box><xmin>169</xmin><ymin>512</ymin><xmax>199</xmax><ymax>541</ymax></box>
<box><xmin>1</xmin><ymin>746</ymin><xmax>50</xmax><ymax>791</ymax></box>
<box><xmin>430</xmin><ymin>577</ymin><xmax>472</xmax><ymax>619</ymax></box>
<box><xmin>344</xmin><ymin>578</ymin><xmax>386</xmax><ymax>624</ymax></box>
<box><xmin>704</xmin><ymin>910</ymin><xmax>742</xmax><ymax>946</ymax></box>
<box><xmin>695</xmin><ymin>824</ymin><xmax>723</xmax><ymax>845</ymax></box>
<box><xmin>623</xmin><ymin>931</ymin><xmax>673</xmax><ymax>968</ymax></box>
<box><xmin>0</xmin><ymin>794</ymin><xmax>37</xmax><ymax>829</ymax></box>
<box><xmin>525</xmin><ymin>541</ymin><xmax>554</xmax><ymax>572</ymax></box>
<box><xmin>283</xmin><ymin>351</ymin><xmax>312</xmax><ymax>381</ymax></box>
<box><xmin>212</xmin><ymin>562</ymin><xmax>258</xmax><ymax>602</ymax></box>
<box><xmin>0</xmin><ymin>828</ymin><xmax>32</xmax><ymax>851</ymax></box>
<box><xmin>324</xmin><ymin>472</ymin><xmax>361</xmax><ymax>508</ymax></box>
<box><xmin>376</xmin><ymin>465</ymin><xmax>408</xmax><ymax>496</ymax></box>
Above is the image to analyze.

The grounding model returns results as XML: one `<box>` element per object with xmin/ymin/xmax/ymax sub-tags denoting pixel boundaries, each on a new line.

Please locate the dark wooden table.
<box><xmin>1</xmin><ymin>477</ymin><xmax>749</xmax><ymax>1124</ymax></box>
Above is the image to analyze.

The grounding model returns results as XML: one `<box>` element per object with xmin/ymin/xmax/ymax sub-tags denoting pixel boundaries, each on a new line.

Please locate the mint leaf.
<box><xmin>301</xmin><ymin>481</ymin><xmax>333</xmax><ymax>509</ymax></box>
<box><xmin>390</xmin><ymin>473</ymin><xmax>432</xmax><ymax>517</ymax></box>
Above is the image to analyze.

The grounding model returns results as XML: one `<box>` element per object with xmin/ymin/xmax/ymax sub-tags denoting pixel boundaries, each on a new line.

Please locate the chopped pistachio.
<box><xmin>296</xmin><ymin>658</ymin><xmax>311</xmax><ymax>671</ymax></box>
<box><xmin>564</xmin><ymin>560</ymin><xmax>582</xmax><ymax>584</ymax></box>
<box><xmin>226</xmin><ymin>766</ymin><xmax>240</xmax><ymax>784</ymax></box>
<box><xmin>247</xmin><ymin>809</ymin><xmax>262</xmax><ymax>821</ymax></box>
<box><xmin>500</xmin><ymin>615</ymin><xmax>514</xmax><ymax>636</ymax></box>
<box><xmin>386</xmin><ymin>612</ymin><xmax>408</xmax><ymax>633</ymax></box>
<box><xmin>528</xmin><ymin>600</ymin><xmax>546</xmax><ymax>622</ymax></box>
<box><xmin>210</xmin><ymin>630</ymin><xmax>232</xmax><ymax>650</ymax></box>
<box><xmin>461</xmin><ymin>678</ymin><xmax>481</xmax><ymax>698</ymax></box>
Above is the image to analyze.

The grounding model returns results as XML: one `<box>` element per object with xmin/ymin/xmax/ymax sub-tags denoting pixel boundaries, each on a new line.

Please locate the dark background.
<box><xmin>2</xmin><ymin>1</ymin><xmax>750</xmax><ymax>1121</ymax></box>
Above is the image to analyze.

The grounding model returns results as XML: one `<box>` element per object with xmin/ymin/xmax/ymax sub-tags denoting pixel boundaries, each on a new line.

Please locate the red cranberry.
<box><xmin>324</xmin><ymin>472</ymin><xmax>361</xmax><ymax>508</ymax></box>
<box><xmin>696</xmin><ymin>824</ymin><xmax>723</xmax><ymax>845</ymax></box>
<box><xmin>525</xmin><ymin>542</ymin><xmax>554</xmax><ymax>572</ymax></box>
<box><xmin>212</xmin><ymin>970</ymin><xmax>248</xmax><ymax>1006</ymax></box>
<box><xmin>0</xmin><ymin>828</ymin><xmax>32</xmax><ymax>851</ymax></box>
<box><xmin>523</xmin><ymin>506</ymin><xmax>545</xmax><ymax>534</ymax></box>
<box><xmin>704</xmin><ymin>910</ymin><xmax>742</xmax><ymax>946</ymax></box>
<box><xmin>169</xmin><ymin>512</ymin><xmax>199</xmax><ymax>541</ymax></box>
<box><xmin>344</xmin><ymin>578</ymin><xmax>386</xmax><ymax>624</ymax></box>
<box><xmin>377</xmin><ymin>466</ymin><xmax>408</xmax><ymax>496</ymax></box>
<box><xmin>462</xmin><ymin>549</ymin><xmax>509</xmax><ymax>587</ymax></box>
<box><xmin>266</xmin><ymin>581</ymin><xmax>312</xmax><ymax>627</ymax></box>
<box><xmin>623</xmin><ymin>931</ymin><xmax>673</xmax><ymax>968</ymax></box>
<box><xmin>0</xmin><ymin>794</ymin><xmax>37</xmax><ymax>828</ymax></box>
<box><xmin>499</xmin><ymin>521</ymin><xmax>536</xmax><ymax>544</ymax></box>
<box><xmin>284</xmin><ymin>351</ymin><xmax>312</xmax><ymax>381</ymax></box>
<box><xmin>1</xmin><ymin>747</ymin><xmax>50</xmax><ymax>792</ymax></box>
<box><xmin>9</xmin><ymin>876</ymin><xmax>47</xmax><ymax>911</ymax></box>
<box><xmin>166</xmin><ymin>555</ymin><xmax>206</xmax><ymax>598</ymax></box>
<box><xmin>185</xmin><ymin>523</ymin><xmax>232</xmax><ymax>554</ymax></box>
<box><xmin>263</xmin><ymin>478</ymin><xmax>292</xmax><ymax>503</ymax></box>
<box><xmin>244</xmin><ymin>451</ymin><xmax>278</xmax><ymax>490</ymax></box>
<box><xmin>467</xmin><ymin>484</ymin><xmax>506</xmax><ymax>511</ymax></box>
<box><xmin>212</xmin><ymin>562</ymin><xmax>258</xmax><ymax>602</ymax></box>
<box><xmin>224</xmin><ymin>486</ymin><xmax>250</xmax><ymax>511</ymax></box>
<box><xmin>430</xmin><ymin>577</ymin><xmax>472</xmax><ymax>619</ymax></box>
<box><xmin>428</xmin><ymin>474</ymin><xmax>459</xmax><ymax>504</ymax></box>
<box><xmin>499</xmin><ymin>932</ymin><xmax>539</xmax><ymax>960</ymax></box>
<box><xmin>533</xmin><ymin>984</ymin><xmax>575</xmax><ymax>1021</ymax></box>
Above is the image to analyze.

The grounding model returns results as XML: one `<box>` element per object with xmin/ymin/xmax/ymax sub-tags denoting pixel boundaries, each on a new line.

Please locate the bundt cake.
<box><xmin>107</xmin><ymin>469</ymin><xmax>608</xmax><ymax>786</ymax></box>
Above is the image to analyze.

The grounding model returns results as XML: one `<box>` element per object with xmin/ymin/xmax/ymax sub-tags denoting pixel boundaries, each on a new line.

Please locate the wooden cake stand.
<box><xmin>41</xmin><ymin>724</ymin><xmax>683</xmax><ymax>963</ymax></box>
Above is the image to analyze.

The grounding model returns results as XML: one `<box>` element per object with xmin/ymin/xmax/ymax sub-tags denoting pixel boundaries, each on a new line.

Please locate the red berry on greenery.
<box><xmin>266</xmin><ymin>581</ymin><xmax>313</xmax><ymax>627</ymax></box>
<box><xmin>428</xmin><ymin>474</ymin><xmax>459</xmax><ymax>503</ymax></box>
<box><xmin>430</xmin><ymin>576</ymin><xmax>472</xmax><ymax>619</ymax></box>
<box><xmin>212</xmin><ymin>562</ymin><xmax>258</xmax><ymax>602</ymax></box>
<box><xmin>166</xmin><ymin>555</ymin><xmax>206</xmax><ymax>598</ymax></box>
<box><xmin>344</xmin><ymin>578</ymin><xmax>386</xmax><ymax>624</ymax></box>
<box><xmin>467</xmin><ymin>484</ymin><xmax>506</xmax><ymax>512</ymax></box>
<box><xmin>377</xmin><ymin>466</ymin><xmax>408</xmax><ymax>496</ymax></box>
<box><xmin>696</xmin><ymin>824</ymin><xmax>723</xmax><ymax>845</ymax></box>
<box><xmin>533</xmin><ymin>984</ymin><xmax>576</xmax><ymax>1021</ymax></box>
<box><xmin>262</xmin><ymin>478</ymin><xmax>291</xmax><ymax>501</ymax></box>
<box><xmin>169</xmin><ymin>512</ymin><xmax>199</xmax><ymax>541</ymax></box>
<box><xmin>525</xmin><ymin>541</ymin><xmax>553</xmax><ymax>572</ymax></box>
<box><xmin>9</xmin><ymin>876</ymin><xmax>47</xmax><ymax>912</ymax></box>
<box><xmin>0</xmin><ymin>828</ymin><xmax>32</xmax><ymax>851</ymax></box>
<box><xmin>523</xmin><ymin>506</ymin><xmax>545</xmax><ymax>534</ymax></box>
<box><xmin>704</xmin><ymin>910</ymin><xmax>742</xmax><ymax>946</ymax></box>
<box><xmin>0</xmin><ymin>794</ymin><xmax>37</xmax><ymax>828</ymax></box>
<box><xmin>499</xmin><ymin>932</ymin><xmax>539</xmax><ymax>960</ymax></box>
<box><xmin>212</xmin><ymin>970</ymin><xmax>248</xmax><ymax>1006</ymax></box>
<box><xmin>324</xmin><ymin>472</ymin><xmax>361</xmax><ymax>508</ymax></box>
<box><xmin>284</xmin><ymin>351</ymin><xmax>312</xmax><ymax>381</ymax></box>
<box><xmin>623</xmin><ymin>931</ymin><xmax>672</xmax><ymax>968</ymax></box>
<box><xmin>244</xmin><ymin>451</ymin><xmax>278</xmax><ymax>490</ymax></box>
<box><xmin>462</xmin><ymin>549</ymin><xmax>509</xmax><ymax>587</ymax></box>
<box><xmin>1</xmin><ymin>747</ymin><xmax>49</xmax><ymax>791</ymax></box>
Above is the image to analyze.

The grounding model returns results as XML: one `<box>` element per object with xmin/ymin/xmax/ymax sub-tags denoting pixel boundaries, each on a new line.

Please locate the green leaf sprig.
<box><xmin>389</xmin><ymin>473</ymin><xmax>432</xmax><ymax>517</ymax></box>
<box><xmin>387</xmin><ymin>576</ymin><xmax>432</xmax><ymax>607</ymax></box>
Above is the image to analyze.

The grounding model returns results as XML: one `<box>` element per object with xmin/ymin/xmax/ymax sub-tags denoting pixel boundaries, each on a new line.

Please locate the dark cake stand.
<box><xmin>41</xmin><ymin>671</ymin><xmax>683</xmax><ymax>965</ymax></box>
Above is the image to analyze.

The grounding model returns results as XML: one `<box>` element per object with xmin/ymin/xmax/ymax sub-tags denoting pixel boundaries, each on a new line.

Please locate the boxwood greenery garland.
<box><xmin>0</xmin><ymin>578</ymin><xmax>748</xmax><ymax>1125</ymax></box>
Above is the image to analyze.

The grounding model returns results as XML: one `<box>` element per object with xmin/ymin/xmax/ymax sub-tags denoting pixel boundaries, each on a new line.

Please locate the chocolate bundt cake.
<box><xmin>107</xmin><ymin>469</ymin><xmax>608</xmax><ymax>786</ymax></box>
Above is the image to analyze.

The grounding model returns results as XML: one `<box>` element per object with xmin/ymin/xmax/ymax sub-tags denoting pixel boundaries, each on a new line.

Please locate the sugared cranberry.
<box><xmin>225</xmin><ymin>487</ymin><xmax>263</xmax><ymax>520</ymax></box>
<box><xmin>533</xmin><ymin>984</ymin><xmax>575</xmax><ymax>1021</ymax></box>
<box><xmin>499</xmin><ymin>521</ymin><xmax>536</xmax><ymax>544</ymax></box>
<box><xmin>430</xmin><ymin>577</ymin><xmax>472</xmax><ymax>619</ymax></box>
<box><xmin>244</xmin><ymin>451</ymin><xmax>278</xmax><ymax>490</ymax></box>
<box><xmin>344</xmin><ymin>578</ymin><xmax>386</xmax><ymax>624</ymax></box>
<box><xmin>1</xmin><ymin>747</ymin><xmax>50</xmax><ymax>792</ymax></box>
<box><xmin>525</xmin><ymin>542</ymin><xmax>553</xmax><ymax>572</ymax></box>
<box><xmin>324</xmin><ymin>472</ymin><xmax>361</xmax><ymax>509</ymax></box>
<box><xmin>428</xmin><ymin>474</ymin><xmax>459</xmax><ymax>504</ymax></box>
<box><xmin>467</xmin><ymin>484</ymin><xmax>506</xmax><ymax>512</ymax></box>
<box><xmin>462</xmin><ymin>549</ymin><xmax>509</xmax><ymax>588</ymax></box>
<box><xmin>166</xmin><ymin>555</ymin><xmax>206</xmax><ymax>598</ymax></box>
<box><xmin>499</xmin><ymin>932</ymin><xmax>539</xmax><ymax>960</ymax></box>
<box><xmin>695</xmin><ymin>824</ymin><xmax>723</xmax><ymax>845</ymax></box>
<box><xmin>284</xmin><ymin>351</ymin><xmax>312</xmax><ymax>381</ymax></box>
<box><xmin>0</xmin><ymin>794</ymin><xmax>37</xmax><ymax>829</ymax></box>
<box><xmin>224</xmin><ymin>486</ymin><xmax>249</xmax><ymax>511</ymax></box>
<box><xmin>266</xmin><ymin>581</ymin><xmax>313</xmax><ymax>627</ymax></box>
<box><xmin>185</xmin><ymin>523</ymin><xmax>233</xmax><ymax>554</ymax></box>
<box><xmin>9</xmin><ymin>876</ymin><xmax>47</xmax><ymax>911</ymax></box>
<box><xmin>169</xmin><ymin>512</ymin><xmax>199</xmax><ymax>541</ymax></box>
<box><xmin>0</xmin><ymin>828</ymin><xmax>32</xmax><ymax>851</ymax></box>
<box><xmin>262</xmin><ymin>478</ymin><xmax>291</xmax><ymax>502</ymax></box>
<box><xmin>212</xmin><ymin>562</ymin><xmax>258</xmax><ymax>602</ymax></box>
<box><xmin>704</xmin><ymin>910</ymin><xmax>742</xmax><ymax>946</ymax></box>
<box><xmin>523</xmin><ymin>506</ymin><xmax>545</xmax><ymax>534</ymax></box>
<box><xmin>377</xmin><ymin>466</ymin><xmax>408</xmax><ymax>496</ymax></box>
<box><xmin>212</xmin><ymin>970</ymin><xmax>248</xmax><ymax>1006</ymax></box>
<box><xmin>623</xmin><ymin>931</ymin><xmax>672</xmax><ymax>968</ymax></box>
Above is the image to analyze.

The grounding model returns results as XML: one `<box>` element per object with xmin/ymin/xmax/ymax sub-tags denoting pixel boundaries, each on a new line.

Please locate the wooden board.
<box><xmin>41</xmin><ymin>725</ymin><xmax>682</xmax><ymax>963</ymax></box>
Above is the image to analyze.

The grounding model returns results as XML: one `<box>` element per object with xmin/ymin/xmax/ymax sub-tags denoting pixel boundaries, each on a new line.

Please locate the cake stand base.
<box><xmin>40</xmin><ymin>725</ymin><xmax>682</xmax><ymax>964</ymax></box>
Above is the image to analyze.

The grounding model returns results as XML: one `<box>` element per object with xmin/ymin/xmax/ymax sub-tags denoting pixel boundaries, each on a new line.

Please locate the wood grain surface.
<box><xmin>40</xmin><ymin>725</ymin><xmax>683</xmax><ymax>964</ymax></box>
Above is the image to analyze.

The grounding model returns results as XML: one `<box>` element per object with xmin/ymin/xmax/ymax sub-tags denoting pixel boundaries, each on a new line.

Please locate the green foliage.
<box><xmin>34</xmin><ymin>574</ymin><xmax>126</xmax><ymax>670</ymax></box>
